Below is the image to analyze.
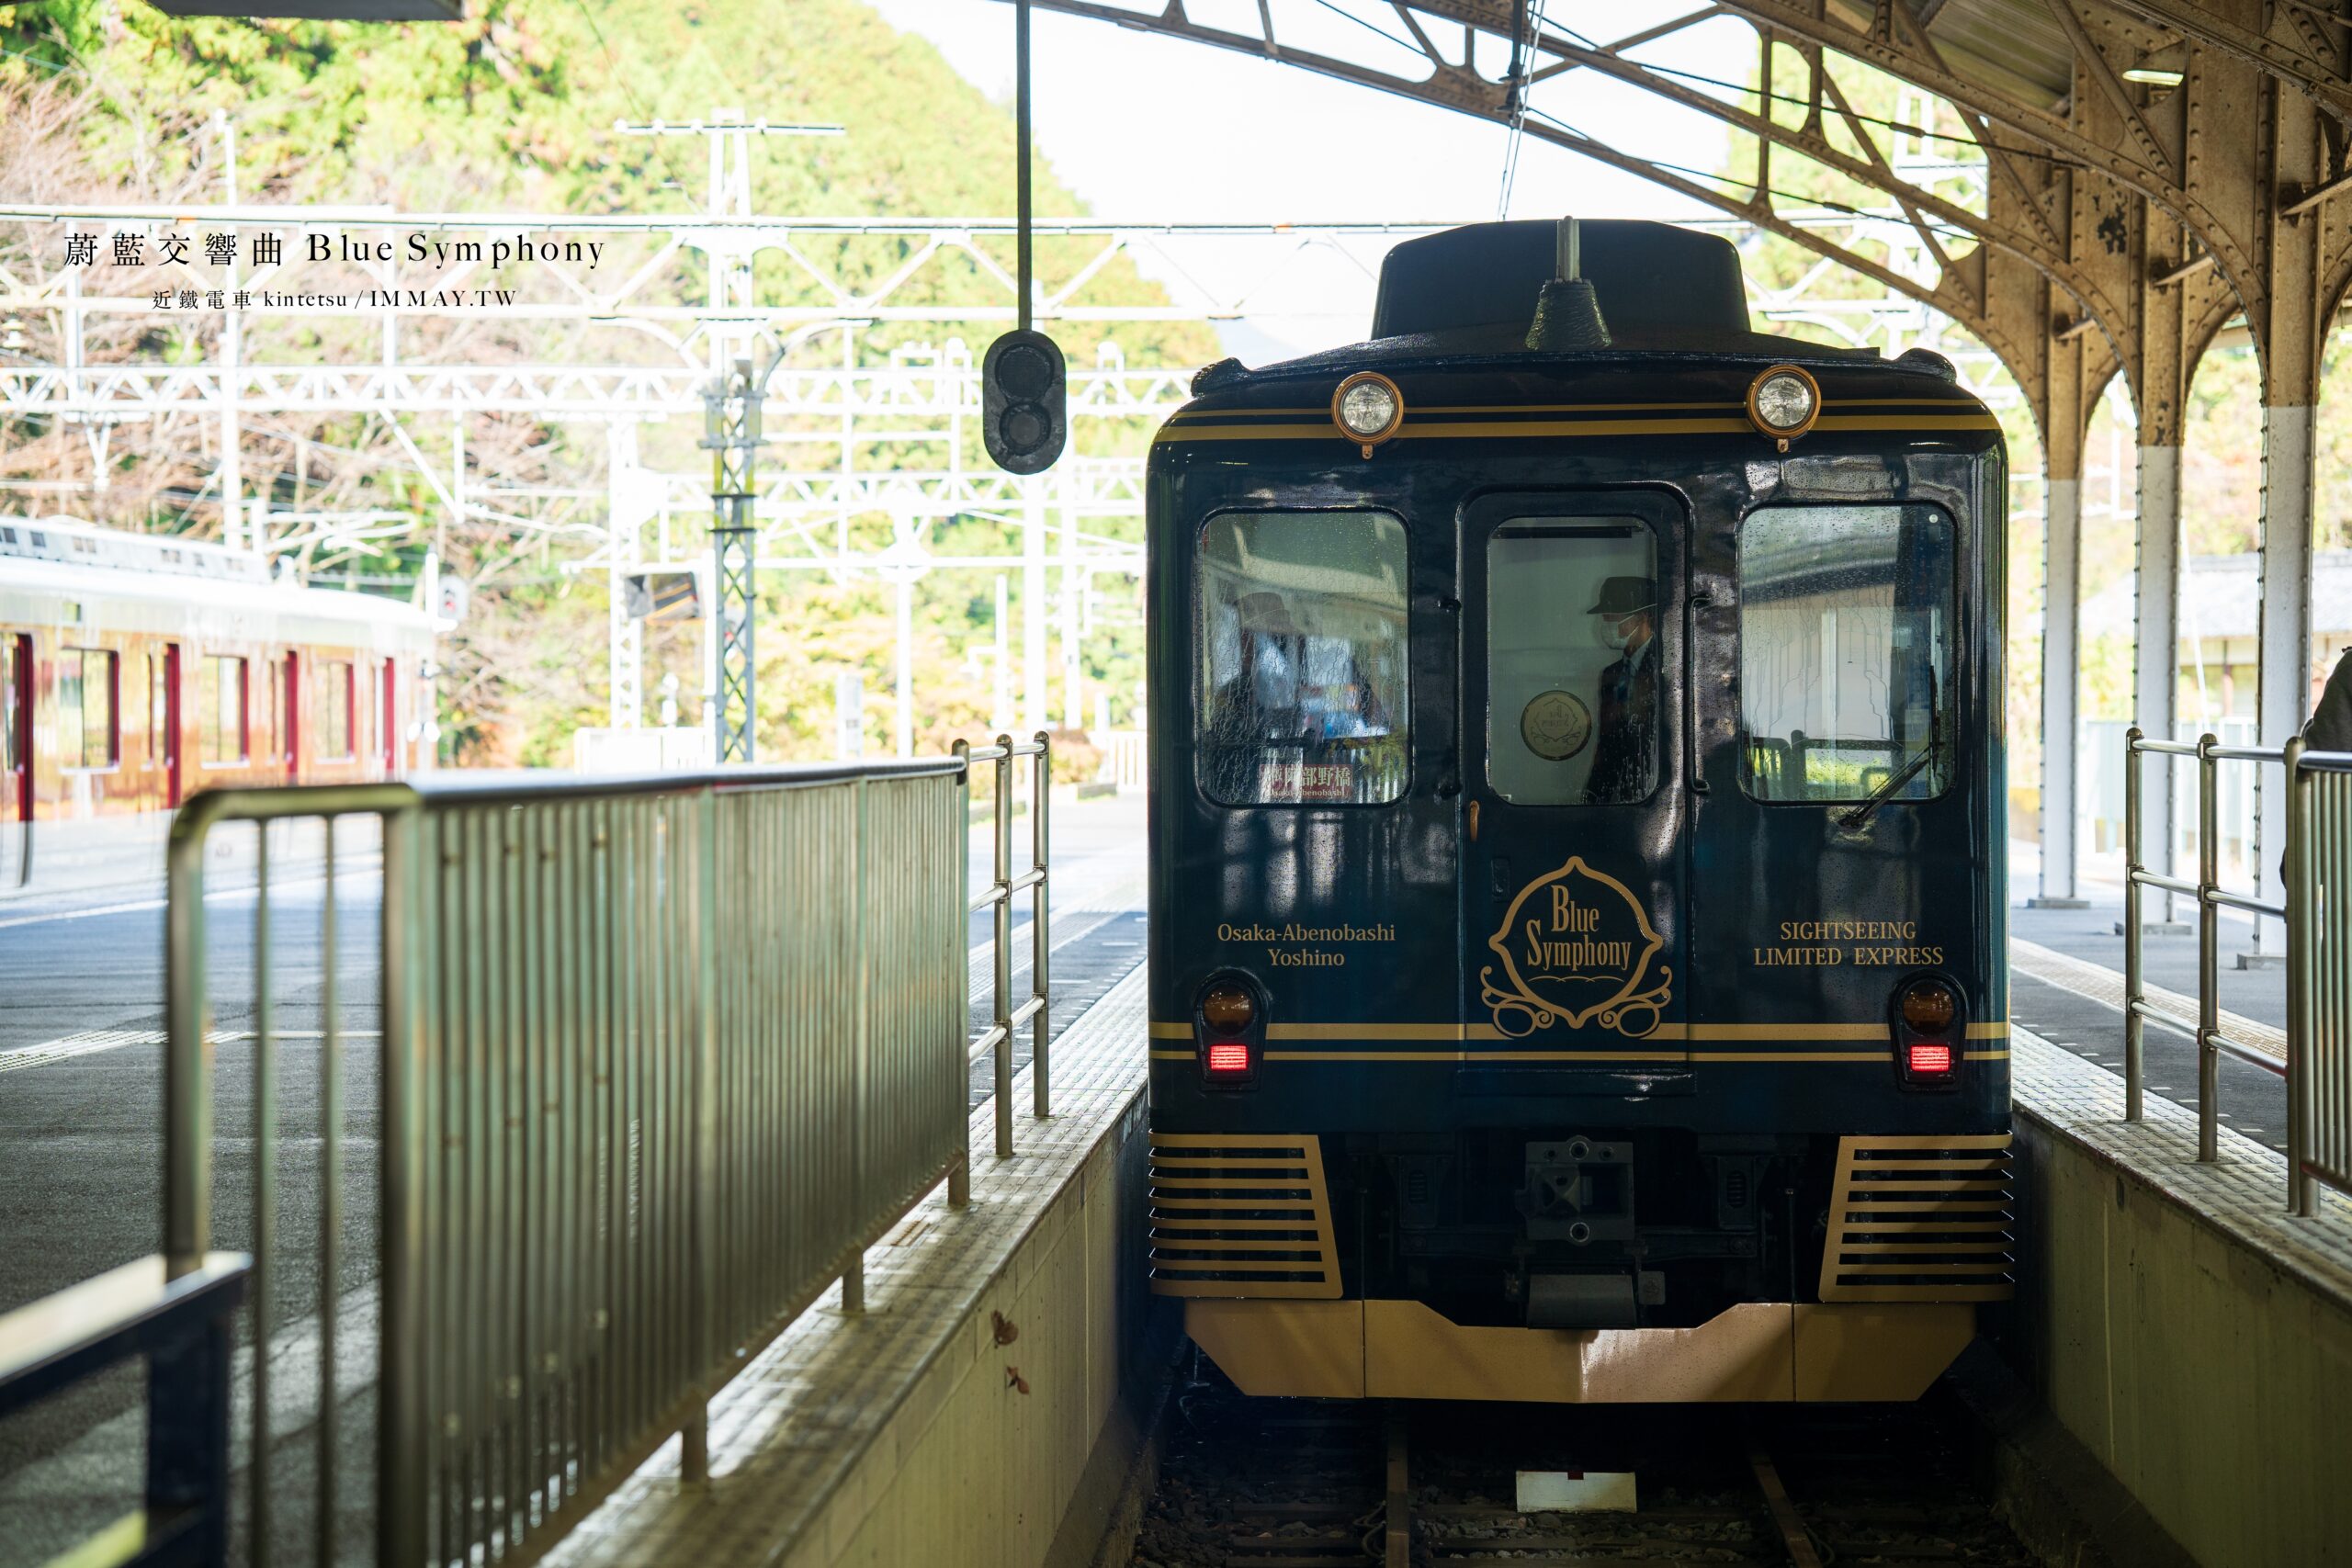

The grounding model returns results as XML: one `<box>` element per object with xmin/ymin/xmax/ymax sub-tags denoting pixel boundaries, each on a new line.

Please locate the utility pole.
<box><xmin>622</xmin><ymin>109</ymin><xmax>845</xmax><ymax>762</ymax></box>
<box><xmin>703</xmin><ymin>355</ymin><xmax>765</xmax><ymax>762</ymax></box>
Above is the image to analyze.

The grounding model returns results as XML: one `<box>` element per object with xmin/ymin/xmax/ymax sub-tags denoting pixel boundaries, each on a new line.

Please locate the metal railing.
<box><xmin>2122</xmin><ymin>728</ymin><xmax>2352</xmax><ymax>1213</ymax></box>
<box><xmin>960</xmin><ymin>733</ymin><xmax>1053</xmax><ymax>1174</ymax></box>
<box><xmin>2290</xmin><ymin>742</ymin><xmax>2352</xmax><ymax>1209</ymax></box>
<box><xmin>0</xmin><ymin>747</ymin><xmax>1055</xmax><ymax>1568</ymax></box>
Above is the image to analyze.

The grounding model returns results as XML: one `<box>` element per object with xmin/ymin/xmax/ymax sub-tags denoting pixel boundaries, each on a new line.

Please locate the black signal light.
<box><xmin>982</xmin><ymin>328</ymin><xmax>1067</xmax><ymax>474</ymax></box>
<box><xmin>1194</xmin><ymin>972</ymin><xmax>1265</xmax><ymax>1089</ymax></box>
<box><xmin>1891</xmin><ymin>975</ymin><xmax>1963</xmax><ymax>1091</ymax></box>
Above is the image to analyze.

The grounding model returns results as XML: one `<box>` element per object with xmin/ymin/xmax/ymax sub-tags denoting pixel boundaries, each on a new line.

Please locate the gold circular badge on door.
<box><xmin>1521</xmin><ymin>690</ymin><xmax>1592</xmax><ymax>761</ymax></box>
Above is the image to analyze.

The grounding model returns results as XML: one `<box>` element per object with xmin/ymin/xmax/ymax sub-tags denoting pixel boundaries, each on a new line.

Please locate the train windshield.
<box><xmin>1486</xmin><ymin>519</ymin><xmax>1659</xmax><ymax>806</ymax></box>
<box><xmin>1738</xmin><ymin>503</ymin><xmax>1954</xmax><ymax>803</ymax></box>
<box><xmin>1194</xmin><ymin>509</ymin><xmax>1409</xmax><ymax>807</ymax></box>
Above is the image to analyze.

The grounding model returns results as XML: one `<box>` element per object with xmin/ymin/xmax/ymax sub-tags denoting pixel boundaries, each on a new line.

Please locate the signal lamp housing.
<box><xmin>1890</xmin><ymin>975</ymin><xmax>1963</xmax><ymax>1090</ymax></box>
<box><xmin>982</xmin><ymin>328</ymin><xmax>1069</xmax><ymax>474</ymax></box>
<box><xmin>1331</xmin><ymin>371</ymin><xmax>1404</xmax><ymax>457</ymax></box>
<box><xmin>1746</xmin><ymin>364</ymin><xmax>1821</xmax><ymax>450</ymax></box>
<box><xmin>1194</xmin><ymin>973</ymin><xmax>1265</xmax><ymax>1088</ymax></box>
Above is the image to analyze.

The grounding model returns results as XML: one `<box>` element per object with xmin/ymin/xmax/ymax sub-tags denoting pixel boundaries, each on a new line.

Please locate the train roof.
<box><xmin>0</xmin><ymin>515</ymin><xmax>435</xmax><ymax>649</ymax></box>
<box><xmin>1190</xmin><ymin>220</ymin><xmax>1942</xmax><ymax>395</ymax></box>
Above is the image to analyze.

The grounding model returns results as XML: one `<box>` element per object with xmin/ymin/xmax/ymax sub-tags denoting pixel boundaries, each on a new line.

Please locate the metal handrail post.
<box><xmin>2198</xmin><ymin>732</ymin><xmax>2221</xmax><ymax>1163</ymax></box>
<box><xmin>949</xmin><ymin>740</ymin><xmax>973</xmax><ymax>1206</ymax></box>
<box><xmin>2124</xmin><ymin>727</ymin><xmax>2145</xmax><ymax>1121</ymax></box>
<box><xmin>162</xmin><ymin>811</ymin><xmax>211</xmax><ymax>1281</ymax></box>
<box><xmin>1032</xmin><ymin>730</ymin><xmax>1052</xmax><ymax>1119</ymax></box>
<box><xmin>684</xmin><ymin>788</ymin><xmax>719</xmax><ymax>1483</ymax></box>
<box><xmin>993</xmin><ymin>734</ymin><xmax>1015</xmax><ymax>1159</ymax></box>
<box><xmin>2286</xmin><ymin>737</ymin><xmax>2312</xmax><ymax>1215</ymax></box>
<box><xmin>378</xmin><ymin>799</ymin><xmax>425</xmax><ymax>1568</ymax></box>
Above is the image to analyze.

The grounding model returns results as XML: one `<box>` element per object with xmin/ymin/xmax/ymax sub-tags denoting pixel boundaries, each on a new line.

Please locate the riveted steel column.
<box><xmin>2035</xmin><ymin>475</ymin><xmax>2088</xmax><ymax>908</ymax></box>
<box><xmin>2135</xmin><ymin>442</ymin><xmax>2183</xmax><ymax>919</ymax></box>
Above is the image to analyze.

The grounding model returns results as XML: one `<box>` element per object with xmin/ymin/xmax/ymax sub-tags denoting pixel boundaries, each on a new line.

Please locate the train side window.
<box><xmin>1738</xmin><ymin>504</ymin><xmax>1954</xmax><ymax>804</ymax></box>
<box><xmin>58</xmin><ymin>648</ymin><xmax>119</xmax><ymax>770</ymax></box>
<box><xmin>322</xmin><ymin>660</ymin><xmax>356</xmax><ymax>759</ymax></box>
<box><xmin>1487</xmin><ymin>520</ymin><xmax>1659</xmax><ymax>806</ymax></box>
<box><xmin>202</xmin><ymin>655</ymin><xmax>249</xmax><ymax>765</ymax></box>
<box><xmin>1194</xmin><ymin>509</ymin><xmax>1409</xmax><ymax>807</ymax></box>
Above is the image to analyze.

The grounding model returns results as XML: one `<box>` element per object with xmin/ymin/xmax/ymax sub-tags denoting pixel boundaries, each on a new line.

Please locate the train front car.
<box><xmin>1144</xmin><ymin>220</ymin><xmax>2011</xmax><ymax>1404</ymax></box>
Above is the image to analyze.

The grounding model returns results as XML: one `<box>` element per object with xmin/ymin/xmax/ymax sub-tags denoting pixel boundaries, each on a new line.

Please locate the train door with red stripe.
<box><xmin>283</xmin><ymin>650</ymin><xmax>301</xmax><ymax>784</ymax></box>
<box><xmin>3</xmin><ymin>634</ymin><xmax>29</xmax><ymax>886</ymax></box>
<box><xmin>160</xmin><ymin>643</ymin><xmax>183</xmax><ymax>807</ymax></box>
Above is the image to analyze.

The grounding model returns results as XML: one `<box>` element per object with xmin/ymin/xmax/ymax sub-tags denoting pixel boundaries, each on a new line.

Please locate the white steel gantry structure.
<box><xmin>0</xmin><ymin>113</ymin><xmax>2017</xmax><ymax>757</ymax></box>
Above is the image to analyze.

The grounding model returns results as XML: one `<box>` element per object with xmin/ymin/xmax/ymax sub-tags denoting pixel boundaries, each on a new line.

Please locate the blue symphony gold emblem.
<box><xmin>1482</xmin><ymin>857</ymin><xmax>1672</xmax><ymax>1037</ymax></box>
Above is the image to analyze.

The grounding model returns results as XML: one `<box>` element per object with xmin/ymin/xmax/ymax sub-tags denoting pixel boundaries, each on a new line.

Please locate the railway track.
<box><xmin>1132</xmin><ymin>1357</ymin><xmax>2039</xmax><ymax>1568</ymax></box>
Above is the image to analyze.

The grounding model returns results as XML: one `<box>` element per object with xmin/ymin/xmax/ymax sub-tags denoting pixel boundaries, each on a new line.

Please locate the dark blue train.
<box><xmin>1145</xmin><ymin>220</ymin><xmax>2012</xmax><ymax>1404</ymax></box>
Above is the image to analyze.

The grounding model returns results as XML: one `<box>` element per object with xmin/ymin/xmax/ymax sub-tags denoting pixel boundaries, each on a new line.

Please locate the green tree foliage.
<box><xmin>1</xmin><ymin>0</ymin><xmax>1215</xmax><ymax>765</ymax></box>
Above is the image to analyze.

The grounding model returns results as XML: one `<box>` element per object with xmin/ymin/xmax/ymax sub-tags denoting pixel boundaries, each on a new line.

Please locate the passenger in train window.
<box><xmin>1584</xmin><ymin>575</ymin><xmax>1658</xmax><ymax>804</ymax></box>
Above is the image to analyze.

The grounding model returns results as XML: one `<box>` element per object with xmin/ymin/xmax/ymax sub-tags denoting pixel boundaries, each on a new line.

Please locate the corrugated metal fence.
<box><xmin>69</xmin><ymin>748</ymin><xmax>1050</xmax><ymax>1567</ymax></box>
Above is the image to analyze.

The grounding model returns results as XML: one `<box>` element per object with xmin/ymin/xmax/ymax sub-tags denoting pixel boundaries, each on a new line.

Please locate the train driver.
<box><xmin>1584</xmin><ymin>575</ymin><xmax>1658</xmax><ymax>803</ymax></box>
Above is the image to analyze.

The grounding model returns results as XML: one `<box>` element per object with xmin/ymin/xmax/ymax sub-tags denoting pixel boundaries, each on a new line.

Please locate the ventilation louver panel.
<box><xmin>1817</xmin><ymin>1134</ymin><xmax>2016</xmax><ymax>1303</ymax></box>
<box><xmin>1148</xmin><ymin>1133</ymin><xmax>1340</xmax><ymax>1300</ymax></box>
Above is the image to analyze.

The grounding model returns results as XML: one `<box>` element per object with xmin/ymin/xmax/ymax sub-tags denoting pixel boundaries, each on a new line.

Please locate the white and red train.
<box><xmin>0</xmin><ymin>517</ymin><xmax>435</xmax><ymax>869</ymax></box>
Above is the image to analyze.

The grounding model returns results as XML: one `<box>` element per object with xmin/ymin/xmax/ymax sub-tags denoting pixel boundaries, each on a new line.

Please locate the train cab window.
<box><xmin>201</xmin><ymin>655</ymin><xmax>249</xmax><ymax>764</ymax></box>
<box><xmin>1195</xmin><ymin>509</ymin><xmax>1409</xmax><ymax>806</ymax></box>
<box><xmin>1738</xmin><ymin>504</ymin><xmax>1954</xmax><ymax>804</ymax></box>
<box><xmin>1487</xmin><ymin>520</ymin><xmax>1659</xmax><ymax>806</ymax></box>
<box><xmin>58</xmin><ymin>649</ymin><xmax>119</xmax><ymax>770</ymax></box>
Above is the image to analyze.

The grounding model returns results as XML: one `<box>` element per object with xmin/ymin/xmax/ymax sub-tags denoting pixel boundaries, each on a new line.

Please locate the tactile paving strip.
<box><xmin>2013</xmin><ymin>1026</ymin><xmax>2352</xmax><ymax>1312</ymax></box>
<box><xmin>541</xmin><ymin>965</ymin><xmax>1150</xmax><ymax>1568</ymax></box>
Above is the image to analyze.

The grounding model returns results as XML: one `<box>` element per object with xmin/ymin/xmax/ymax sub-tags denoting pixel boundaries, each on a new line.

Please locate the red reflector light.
<box><xmin>1205</xmin><ymin>1041</ymin><xmax>1251</xmax><ymax>1075</ymax></box>
<box><xmin>1907</xmin><ymin>1042</ymin><xmax>1954</xmax><ymax>1075</ymax></box>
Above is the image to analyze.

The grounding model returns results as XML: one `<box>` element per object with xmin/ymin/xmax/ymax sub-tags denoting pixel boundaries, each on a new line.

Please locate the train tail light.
<box><xmin>1196</xmin><ymin>976</ymin><xmax>1263</xmax><ymax>1088</ymax></box>
<box><xmin>1205</xmin><ymin>1039</ymin><xmax>1253</xmax><ymax>1076</ymax></box>
<box><xmin>1892</xmin><ymin>976</ymin><xmax>1962</xmax><ymax>1090</ymax></box>
<box><xmin>1905</xmin><ymin>1042</ymin><xmax>1954</xmax><ymax>1077</ymax></box>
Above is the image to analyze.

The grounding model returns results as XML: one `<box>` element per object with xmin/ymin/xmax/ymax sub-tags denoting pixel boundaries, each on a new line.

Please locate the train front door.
<box><xmin>1456</xmin><ymin>491</ymin><xmax>1690</xmax><ymax>1086</ymax></box>
<box><xmin>3</xmin><ymin>634</ymin><xmax>29</xmax><ymax>886</ymax></box>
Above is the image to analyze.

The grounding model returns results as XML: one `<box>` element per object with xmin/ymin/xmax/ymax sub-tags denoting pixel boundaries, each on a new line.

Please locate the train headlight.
<box><xmin>1899</xmin><ymin>979</ymin><xmax>1957</xmax><ymax>1034</ymax></box>
<box><xmin>1332</xmin><ymin>371</ymin><xmax>1404</xmax><ymax>457</ymax></box>
<box><xmin>1746</xmin><ymin>364</ymin><xmax>1821</xmax><ymax>448</ymax></box>
<box><xmin>1202</xmin><ymin>982</ymin><xmax>1255</xmax><ymax>1035</ymax></box>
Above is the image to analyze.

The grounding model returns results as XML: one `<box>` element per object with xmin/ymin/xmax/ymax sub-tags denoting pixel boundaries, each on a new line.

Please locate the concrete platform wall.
<box><xmin>818</xmin><ymin>1099</ymin><xmax>1160</xmax><ymax>1568</ymax></box>
<box><xmin>2009</xmin><ymin>1036</ymin><xmax>2352</xmax><ymax>1568</ymax></box>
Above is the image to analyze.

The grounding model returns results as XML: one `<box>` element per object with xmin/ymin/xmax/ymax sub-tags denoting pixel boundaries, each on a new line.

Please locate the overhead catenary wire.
<box><xmin>1496</xmin><ymin>0</ymin><xmax>1551</xmax><ymax>219</ymax></box>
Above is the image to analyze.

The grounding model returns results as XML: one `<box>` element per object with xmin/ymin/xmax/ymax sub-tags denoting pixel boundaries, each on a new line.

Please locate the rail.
<box><xmin>2122</xmin><ymin>728</ymin><xmax>2352</xmax><ymax>1213</ymax></box>
<box><xmin>2</xmin><ymin>746</ymin><xmax>1052</xmax><ymax>1568</ymax></box>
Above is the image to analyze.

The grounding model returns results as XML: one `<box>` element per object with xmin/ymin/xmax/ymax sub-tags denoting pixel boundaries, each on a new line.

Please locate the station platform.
<box><xmin>514</xmin><ymin>913</ymin><xmax>2352</xmax><ymax>1568</ymax></box>
<box><xmin>544</xmin><ymin>966</ymin><xmax>1159</xmax><ymax>1568</ymax></box>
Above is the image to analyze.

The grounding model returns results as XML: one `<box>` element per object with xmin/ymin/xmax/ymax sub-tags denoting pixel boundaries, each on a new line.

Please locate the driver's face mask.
<box><xmin>1600</xmin><ymin>614</ymin><xmax>1641</xmax><ymax>653</ymax></box>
